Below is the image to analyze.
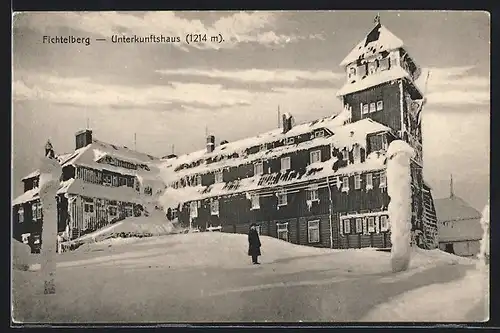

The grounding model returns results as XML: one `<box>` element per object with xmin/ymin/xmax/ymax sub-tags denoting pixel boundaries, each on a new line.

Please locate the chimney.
<box><xmin>75</xmin><ymin>129</ymin><xmax>93</xmax><ymax>150</ymax></box>
<box><xmin>282</xmin><ymin>113</ymin><xmax>294</xmax><ymax>134</ymax></box>
<box><xmin>206</xmin><ymin>135</ymin><xmax>215</xmax><ymax>153</ymax></box>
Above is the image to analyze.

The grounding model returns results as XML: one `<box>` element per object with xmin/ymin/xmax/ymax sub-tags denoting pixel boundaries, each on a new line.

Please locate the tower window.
<box><xmin>370</xmin><ymin>102</ymin><xmax>376</xmax><ymax>112</ymax></box>
<box><xmin>379</xmin><ymin>57</ymin><xmax>390</xmax><ymax>71</ymax></box>
<box><xmin>377</xmin><ymin>100</ymin><xmax>384</xmax><ymax>111</ymax></box>
<box><xmin>357</xmin><ymin>64</ymin><xmax>367</xmax><ymax>78</ymax></box>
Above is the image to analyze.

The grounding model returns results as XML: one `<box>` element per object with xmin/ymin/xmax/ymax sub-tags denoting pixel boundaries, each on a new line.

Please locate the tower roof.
<box><xmin>340</xmin><ymin>24</ymin><xmax>404</xmax><ymax>67</ymax></box>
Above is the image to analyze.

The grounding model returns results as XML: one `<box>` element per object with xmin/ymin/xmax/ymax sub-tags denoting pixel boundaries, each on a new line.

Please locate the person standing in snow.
<box><xmin>248</xmin><ymin>223</ymin><xmax>261</xmax><ymax>265</ymax></box>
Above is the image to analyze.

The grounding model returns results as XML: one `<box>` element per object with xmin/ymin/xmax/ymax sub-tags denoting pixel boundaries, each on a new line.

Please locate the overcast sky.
<box><xmin>12</xmin><ymin>10</ymin><xmax>490</xmax><ymax>211</ymax></box>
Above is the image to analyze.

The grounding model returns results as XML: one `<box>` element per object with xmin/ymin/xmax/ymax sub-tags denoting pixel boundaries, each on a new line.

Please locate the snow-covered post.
<box><xmin>477</xmin><ymin>202</ymin><xmax>490</xmax><ymax>267</ymax></box>
<box><xmin>386</xmin><ymin>140</ymin><xmax>415</xmax><ymax>273</ymax></box>
<box><xmin>39</xmin><ymin>140</ymin><xmax>62</xmax><ymax>294</ymax></box>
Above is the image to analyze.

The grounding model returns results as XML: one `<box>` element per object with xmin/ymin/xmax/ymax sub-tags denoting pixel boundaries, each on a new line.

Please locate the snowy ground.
<box><xmin>12</xmin><ymin>232</ymin><xmax>488</xmax><ymax>323</ymax></box>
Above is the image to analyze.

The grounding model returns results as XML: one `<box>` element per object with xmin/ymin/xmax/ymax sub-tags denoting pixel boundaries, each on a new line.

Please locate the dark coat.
<box><xmin>248</xmin><ymin>229</ymin><xmax>261</xmax><ymax>256</ymax></box>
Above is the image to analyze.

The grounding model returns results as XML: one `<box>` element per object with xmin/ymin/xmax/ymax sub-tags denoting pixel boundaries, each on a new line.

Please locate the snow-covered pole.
<box><xmin>477</xmin><ymin>201</ymin><xmax>490</xmax><ymax>267</ymax></box>
<box><xmin>39</xmin><ymin>140</ymin><xmax>62</xmax><ymax>294</ymax></box>
<box><xmin>386</xmin><ymin>140</ymin><xmax>415</xmax><ymax>273</ymax></box>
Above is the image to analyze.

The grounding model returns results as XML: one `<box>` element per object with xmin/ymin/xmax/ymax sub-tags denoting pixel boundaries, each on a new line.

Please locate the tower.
<box><xmin>336</xmin><ymin>16</ymin><xmax>437</xmax><ymax>249</ymax></box>
<box><xmin>336</xmin><ymin>17</ymin><xmax>425</xmax><ymax>167</ymax></box>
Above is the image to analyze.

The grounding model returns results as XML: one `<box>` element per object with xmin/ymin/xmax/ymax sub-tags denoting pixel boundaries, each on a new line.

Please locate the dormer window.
<box><xmin>314</xmin><ymin>130</ymin><xmax>325</xmax><ymax>138</ymax></box>
<box><xmin>254</xmin><ymin>161</ymin><xmax>264</xmax><ymax>176</ymax></box>
<box><xmin>281</xmin><ymin>156</ymin><xmax>291</xmax><ymax>171</ymax></box>
<box><xmin>310</xmin><ymin>150</ymin><xmax>321</xmax><ymax>164</ymax></box>
<box><xmin>260</xmin><ymin>143</ymin><xmax>267</xmax><ymax>152</ymax></box>
<box><xmin>215</xmin><ymin>171</ymin><xmax>223</xmax><ymax>183</ymax></box>
<box><xmin>357</xmin><ymin>64</ymin><xmax>367</xmax><ymax>78</ymax></box>
<box><xmin>379</xmin><ymin>57</ymin><xmax>390</xmax><ymax>71</ymax></box>
<box><xmin>285</xmin><ymin>137</ymin><xmax>295</xmax><ymax>145</ymax></box>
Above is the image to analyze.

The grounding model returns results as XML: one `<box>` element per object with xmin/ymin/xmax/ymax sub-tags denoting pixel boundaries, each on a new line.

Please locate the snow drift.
<box><xmin>386</xmin><ymin>140</ymin><xmax>415</xmax><ymax>273</ymax></box>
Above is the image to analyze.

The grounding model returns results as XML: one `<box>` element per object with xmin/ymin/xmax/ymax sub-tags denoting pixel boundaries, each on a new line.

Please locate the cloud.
<box><xmin>418</xmin><ymin>66</ymin><xmax>489</xmax><ymax>106</ymax></box>
<box><xmin>12</xmin><ymin>73</ymin><xmax>253</xmax><ymax>110</ymax></box>
<box><xmin>14</xmin><ymin>11</ymin><xmax>317</xmax><ymax>51</ymax></box>
<box><xmin>156</xmin><ymin>68</ymin><xmax>344</xmax><ymax>83</ymax></box>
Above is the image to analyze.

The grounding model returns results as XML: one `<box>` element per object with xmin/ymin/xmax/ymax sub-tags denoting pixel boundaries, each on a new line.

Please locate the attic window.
<box><xmin>314</xmin><ymin>130</ymin><xmax>325</xmax><ymax>138</ymax></box>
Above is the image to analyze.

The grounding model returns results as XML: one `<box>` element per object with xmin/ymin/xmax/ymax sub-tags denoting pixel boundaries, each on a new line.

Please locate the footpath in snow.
<box><xmin>12</xmin><ymin>232</ymin><xmax>488</xmax><ymax>323</ymax></box>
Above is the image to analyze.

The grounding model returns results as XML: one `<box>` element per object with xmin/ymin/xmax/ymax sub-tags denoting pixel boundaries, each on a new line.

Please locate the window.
<box><xmin>370</xmin><ymin>102</ymin><xmax>376</xmax><ymax>112</ymax></box>
<box><xmin>380</xmin><ymin>171</ymin><xmax>387</xmax><ymax>188</ymax></box>
<box><xmin>144</xmin><ymin>186</ymin><xmax>153</xmax><ymax>196</ymax></box>
<box><xmin>18</xmin><ymin>207</ymin><xmax>24</xmax><ymax>223</ymax></box>
<box><xmin>343</xmin><ymin>219</ymin><xmax>351</xmax><ymax>234</ymax></box>
<box><xmin>381</xmin><ymin>135</ymin><xmax>388</xmax><ymax>151</ymax></box>
<box><xmin>195</xmin><ymin>175</ymin><xmax>202</xmax><ymax>186</ymax></box>
<box><xmin>307</xmin><ymin>186</ymin><xmax>319</xmax><ymax>202</ymax></box>
<box><xmin>353</xmin><ymin>145</ymin><xmax>361</xmax><ymax>163</ymax></box>
<box><xmin>379</xmin><ymin>57</ymin><xmax>390</xmax><ymax>71</ymax></box>
<box><xmin>362</xmin><ymin>104</ymin><xmax>369</xmax><ymax>114</ymax></box>
<box><xmin>342</xmin><ymin>149</ymin><xmax>348</xmax><ymax>161</ymax></box>
<box><xmin>368</xmin><ymin>61</ymin><xmax>378</xmax><ymax>75</ymax></box>
<box><xmin>84</xmin><ymin>202</ymin><xmax>94</xmax><ymax>214</ymax></box>
<box><xmin>368</xmin><ymin>216</ymin><xmax>375</xmax><ymax>232</ymax></box>
<box><xmin>310</xmin><ymin>150</ymin><xmax>321</xmax><ymax>164</ymax></box>
<box><xmin>112</xmin><ymin>175</ymin><xmax>118</xmax><ymax>187</ymax></box>
<box><xmin>260</xmin><ymin>144</ymin><xmax>267</xmax><ymax>152</ymax></box>
<box><xmin>366</xmin><ymin>173</ymin><xmax>373</xmax><ymax>188</ymax></box>
<box><xmin>355</xmin><ymin>218</ymin><xmax>363</xmax><ymax>233</ymax></box>
<box><xmin>277</xmin><ymin>223</ymin><xmax>289</xmax><ymax>242</ymax></box>
<box><xmin>124</xmin><ymin>206</ymin><xmax>133</xmax><ymax>217</ymax></box>
<box><xmin>108</xmin><ymin>206</ymin><xmax>118</xmax><ymax>217</ymax></box>
<box><xmin>314</xmin><ymin>130</ymin><xmax>325</xmax><ymax>138</ymax></box>
<box><xmin>190</xmin><ymin>201</ymin><xmax>198</xmax><ymax>218</ymax></box>
<box><xmin>281</xmin><ymin>157</ymin><xmax>291</xmax><ymax>172</ymax></box>
<box><xmin>277</xmin><ymin>190</ymin><xmax>287</xmax><ymax>206</ymax></box>
<box><xmin>251</xmin><ymin>194</ymin><xmax>260</xmax><ymax>210</ymax></box>
<box><xmin>380</xmin><ymin>216</ymin><xmax>389</xmax><ymax>231</ymax></box>
<box><xmin>348</xmin><ymin>67</ymin><xmax>356</xmax><ymax>80</ymax></box>
<box><xmin>210</xmin><ymin>200</ymin><xmax>219</xmax><ymax>216</ymax></box>
<box><xmin>286</xmin><ymin>137</ymin><xmax>295</xmax><ymax>145</ymax></box>
<box><xmin>308</xmin><ymin>220</ymin><xmax>320</xmax><ymax>243</ymax></box>
<box><xmin>254</xmin><ymin>162</ymin><xmax>264</xmax><ymax>176</ymax></box>
<box><xmin>215</xmin><ymin>171</ymin><xmax>223</xmax><ymax>183</ymax></box>
<box><xmin>377</xmin><ymin>100</ymin><xmax>383</xmax><ymax>111</ymax></box>
<box><xmin>342</xmin><ymin>176</ymin><xmax>349</xmax><ymax>191</ymax></box>
<box><xmin>103</xmin><ymin>174</ymin><xmax>112</xmax><ymax>186</ymax></box>
<box><xmin>357</xmin><ymin>64</ymin><xmax>367</xmax><ymax>77</ymax></box>
<box><xmin>354</xmin><ymin>175</ymin><xmax>361</xmax><ymax>189</ymax></box>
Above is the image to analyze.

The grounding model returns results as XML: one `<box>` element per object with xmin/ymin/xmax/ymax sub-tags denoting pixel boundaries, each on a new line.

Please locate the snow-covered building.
<box><xmin>435</xmin><ymin>185</ymin><xmax>483</xmax><ymax>257</ymax></box>
<box><xmin>12</xmin><ymin>129</ymin><xmax>162</xmax><ymax>250</ymax></box>
<box><xmin>158</xmin><ymin>19</ymin><xmax>439</xmax><ymax>250</ymax></box>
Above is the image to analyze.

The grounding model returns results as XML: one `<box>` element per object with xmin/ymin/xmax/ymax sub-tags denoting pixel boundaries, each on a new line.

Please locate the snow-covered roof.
<box><xmin>340</xmin><ymin>24</ymin><xmax>404</xmax><ymax>67</ymax></box>
<box><xmin>435</xmin><ymin>195</ymin><xmax>483</xmax><ymax>243</ymax></box>
<box><xmin>159</xmin><ymin>151</ymin><xmax>387</xmax><ymax>209</ymax></box>
<box><xmin>12</xmin><ymin>188</ymin><xmax>40</xmax><ymax>205</ymax></box>
<box><xmin>159</xmin><ymin>117</ymin><xmax>389</xmax><ymax>182</ymax></box>
<box><xmin>435</xmin><ymin>196</ymin><xmax>482</xmax><ymax>222</ymax></box>
<box><xmin>21</xmin><ymin>170</ymin><xmax>40</xmax><ymax>181</ymax></box>
<box><xmin>337</xmin><ymin>66</ymin><xmax>409</xmax><ymax>97</ymax></box>
<box><xmin>61</xmin><ymin>178</ymin><xmax>143</xmax><ymax>203</ymax></box>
